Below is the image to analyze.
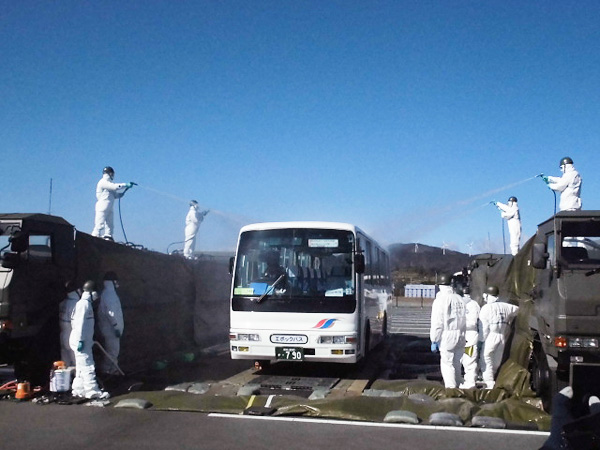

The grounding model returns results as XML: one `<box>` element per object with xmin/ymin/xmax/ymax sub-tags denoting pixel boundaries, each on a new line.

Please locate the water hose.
<box><xmin>93</xmin><ymin>341</ymin><xmax>125</xmax><ymax>376</ymax></box>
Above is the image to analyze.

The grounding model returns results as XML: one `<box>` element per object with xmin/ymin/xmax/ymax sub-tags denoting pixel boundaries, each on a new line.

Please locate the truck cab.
<box><xmin>0</xmin><ymin>214</ymin><xmax>76</xmax><ymax>383</ymax></box>
<box><xmin>529</xmin><ymin>210</ymin><xmax>600</xmax><ymax>406</ymax></box>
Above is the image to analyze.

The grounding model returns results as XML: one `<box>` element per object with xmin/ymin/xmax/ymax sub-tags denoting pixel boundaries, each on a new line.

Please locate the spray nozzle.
<box><xmin>537</xmin><ymin>174</ymin><xmax>550</xmax><ymax>184</ymax></box>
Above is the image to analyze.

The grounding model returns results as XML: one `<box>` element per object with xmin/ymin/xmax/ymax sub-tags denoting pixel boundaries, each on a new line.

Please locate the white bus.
<box><xmin>229</xmin><ymin>221</ymin><xmax>392</xmax><ymax>365</ymax></box>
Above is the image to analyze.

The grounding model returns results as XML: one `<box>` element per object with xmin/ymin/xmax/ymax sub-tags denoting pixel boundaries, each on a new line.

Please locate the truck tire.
<box><xmin>529</xmin><ymin>344</ymin><xmax>566</xmax><ymax>413</ymax></box>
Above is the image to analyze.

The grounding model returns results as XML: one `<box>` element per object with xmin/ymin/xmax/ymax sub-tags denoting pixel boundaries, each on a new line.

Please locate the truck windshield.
<box><xmin>0</xmin><ymin>236</ymin><xmax>10</xmax><ymax>257</ymax></box>
<box><xmin>232</xmin><ymin>228</ymin><xmax>357</xmax><ymax>313</ymax></box>
<box><xmin>0</xmin><ymin>233</ymin><xmax>52</xmax><ymax>261</ymax></box>
<box><xmin>561</xmin><ymin>221</ymin><xmax>600</xmax><ymax>266</ymax></box>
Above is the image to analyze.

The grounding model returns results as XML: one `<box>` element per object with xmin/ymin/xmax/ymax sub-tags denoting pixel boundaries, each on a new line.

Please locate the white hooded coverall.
<box><xmin>460</xmin><ymin>293</ymin><xmax>480</xmax><ymax>389</ymax></box>
<box><xmin>183</xmin><ymin>205</ymin><xmax>208</xmax><ymax>258</ymax></box>
<box><xmin>58</xmin><ymin>290</ymin><xmax>79</xmax><ymax>368</ymax></box>
<box><xmin>547</xmin><ymin>164</ymin><xmax>582</xmax><ymax>211</ymax></box>
<box><xmin>478</xmin><ymin>296</ymin><xmax>519</xmax><ymax>389</ymax></box>
<box><xmin>96</xmin><ymin>280</ymin><xmax>124</xmax><ymax>375</ymax></box>
<box><xmin>496</xmin><ymin>201</ymin><xmax>521</xmax><ymax>256</ymax></box>
<box><xmin>430</xmin><ymin>285</ymin><xmax>467</xmax><ymax>388</ymax></box>
<box><xmin>70</xmin><ymin>291</ymin><xmax>102</xmax><ymax>397</ymax></box>
<box><xmin>92</xmin><ymin>173</ymin><xmax>127</xmax><ymax>238</ymax></box>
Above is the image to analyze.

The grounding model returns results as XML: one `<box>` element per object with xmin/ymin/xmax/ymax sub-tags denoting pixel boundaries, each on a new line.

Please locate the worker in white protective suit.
<box><xmin>457</xmin><ymin>286</ymin><xmax>480</xmax><ymax>389</ymax></box>
<box><xmin>183</xmin><ymin>200</ymin><xmax>209</xmax><ymax>259</ymax></box>
<box><xmin>542</xmin><ymin>157</ymin><xmax>582</xmax><ymax>211</ymax></box>
<box><xmin>70</xmin><ymin>280</ymin><xmax>109</xmax><ymax>399</ymax></box>
<box><xmin>492</xmin><ymin>196</ymin><xmax>522</xmax><ymax>256</ymax></box>
<box><xmin>58</xmin><ymin>280</ymin><xmax>79</xmax><ymax>368</ymax></box>
<box><xmin>96</xmin><ymin>271</ymin><xmax>124</xmax><ymax>376</ymax></box>
<box><xmin>92</xmin><ymin>166</ymin><xmax>135</xmax><ymax>240</ymax></box>
<box><xmin>430</xmin><ymin>274</ymin><xmax>466</xmax><ymax>388</ymax></box>
<box><xmin>477</xmin><ymin>285</ymin><xmax>519</xmax><ymax>389</ymax></box>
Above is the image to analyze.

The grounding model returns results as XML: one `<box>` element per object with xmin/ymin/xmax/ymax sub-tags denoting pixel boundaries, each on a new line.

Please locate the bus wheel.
<box><xmin>364</xmin><ymin>322</ymin><xmax>371</xmax><ymax>357</ymax></box>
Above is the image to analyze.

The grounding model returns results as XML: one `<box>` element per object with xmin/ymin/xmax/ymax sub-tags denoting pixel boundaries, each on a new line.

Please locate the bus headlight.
<box><xmin>318</xmin><ymin>335</ymin><xmax>355</xmax><ymax>344</ymax></box>
<box><xmin>230</xmin><ymin>333</ymin><xmax>260</xmax><ymax>342</ymax></box>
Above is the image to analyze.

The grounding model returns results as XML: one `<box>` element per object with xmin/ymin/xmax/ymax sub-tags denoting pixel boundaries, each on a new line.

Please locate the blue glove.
<box><xmin>542</xmin><ymin>175</ymin><xmax>549</xmax><ymax>184</ymax></box>
<box><xmin>77</xmin><ymin>340</ymin><xmax>84</xmax><ymax>352</ymax></box>
<box><xmin>125</xmin><ymin>182</ymin><xmax>134</xmax><ymax>189</ymax></box>
<box><xmin>431</xmin><ymin>342</ymin><xmax>439</xmax><ymax>353</ymax></box>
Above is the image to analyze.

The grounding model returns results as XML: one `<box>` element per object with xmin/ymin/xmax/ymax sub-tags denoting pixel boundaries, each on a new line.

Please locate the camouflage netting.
<box><xmin>74</xmin><ymin>232</ymin><xmax>232</xmax><ymax>373</ymax></box>
<box><xmin>192</xmin><ymin>257</ymin><xmax>232</xmax><ymax>349</ymax></box>
<box><xmin>468</xmin><ymin>236</ymin><xmax>543</xmax><ymax>399</ymax></box>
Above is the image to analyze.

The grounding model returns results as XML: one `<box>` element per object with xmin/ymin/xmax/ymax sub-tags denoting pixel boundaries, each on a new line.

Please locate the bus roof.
<box><xmin>239</xmin><ymin>221</ymin><xmax>364</xmax><ymax>234</ymax></box>
<box><xmin>238</xmin><ymin>221</ymin><xmax>388</xmax><ymax>254</ymax></box>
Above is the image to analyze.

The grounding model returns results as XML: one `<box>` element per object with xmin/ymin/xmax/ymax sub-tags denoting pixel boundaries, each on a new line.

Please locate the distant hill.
<box><xmin>388</xmin><ymin>243</ymin><xmax>472</xmax><ymax>290</ymax></box>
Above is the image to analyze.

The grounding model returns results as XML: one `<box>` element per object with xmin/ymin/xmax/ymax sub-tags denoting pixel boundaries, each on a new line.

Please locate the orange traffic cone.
<box><xmin>15</xmin><ymin>382</ymin><xmax>32</xmax><ymax>400</ymax></box>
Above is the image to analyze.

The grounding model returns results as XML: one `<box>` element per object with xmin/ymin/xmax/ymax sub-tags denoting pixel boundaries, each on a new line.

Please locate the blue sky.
<box><xmin>2</xmin><ymin>1</ymin><xmax>599</xmax><ymax>254</ymax></box>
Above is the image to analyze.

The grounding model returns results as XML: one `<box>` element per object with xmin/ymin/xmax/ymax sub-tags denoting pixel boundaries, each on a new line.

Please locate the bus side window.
<box><xmin>365</xmin><ymin>240</ymin><xmax>373</xmax><ymax>284</ymax></box>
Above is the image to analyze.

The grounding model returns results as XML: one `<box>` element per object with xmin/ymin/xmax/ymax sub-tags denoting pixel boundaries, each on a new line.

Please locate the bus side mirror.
<box><xmin>532</xmin><ymin>242</ymin><xmax>549</xmax><ymax>269</ymax></box>
<box><xmin>355</xmin><ymin>253</ymin><xmax>365</xmax><ymax>274</ymax></box>
<box><xmin>229</xmin><ymin>256</ymin><xmax>234</xmax><ymax>275</ymax></box>
<box><xmin>9</xmin><ymin>231</ymin><xmax>29</xmax><ymax>253</ymax></box>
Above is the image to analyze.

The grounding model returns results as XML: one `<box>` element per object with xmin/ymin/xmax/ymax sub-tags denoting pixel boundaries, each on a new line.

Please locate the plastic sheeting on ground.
<box><xmin>107</xmin><ymin>378</ymin><xmax>551</xmax><ymax>431</ymax></box>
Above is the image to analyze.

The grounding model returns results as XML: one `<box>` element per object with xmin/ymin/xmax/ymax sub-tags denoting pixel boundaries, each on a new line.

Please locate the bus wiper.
<box><xmin>585</xmin><ymin>268</ymin><xmax>600</xmax><ymax>277</ymax></box>
<box><xmin>255</xmin><ymin>274</ymin><xmax>286</xmax><ymax>303</ymax></box>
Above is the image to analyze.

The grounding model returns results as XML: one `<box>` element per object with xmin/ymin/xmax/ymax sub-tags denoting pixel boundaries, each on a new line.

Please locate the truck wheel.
<box><xmin>529</xmin><ymin>345</ymin><xmax>564</xmax><ymax>413</ymax></box>
<box><xmin>530</xmin><ymin>347</ymin><xmax>549</xmax><ymax>397</ymax></box>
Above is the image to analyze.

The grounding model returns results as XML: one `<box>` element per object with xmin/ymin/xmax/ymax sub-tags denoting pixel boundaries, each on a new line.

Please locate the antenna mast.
<box><xmin>48</xmin><ymin>178</ymin><xmax>53</xmax><ymax>215</ymax></box>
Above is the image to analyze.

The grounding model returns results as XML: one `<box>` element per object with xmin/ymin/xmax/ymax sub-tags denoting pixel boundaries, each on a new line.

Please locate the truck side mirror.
<box><xmin>1</xmin><ymin>252</ymin><xmax>20</xmax><ymax>269</ymax></box>
<box><xmin>355</xmin><ymin>253</ymin><xmax>365</xmax><ymax>274</ymax></box>
<box><xmin>9</xmin><ymin>231</ymin><xmax>29</xmax><ymax>253</ymax></box>
<box><xmin>229</xmin><ymin>256</ymin><xmax>234</xmax><ymax>275</ymax></box>
<box><xmin>532</xmin><ymin>242</ymin><xmax>549</xmax><ymax>269</ymax></box>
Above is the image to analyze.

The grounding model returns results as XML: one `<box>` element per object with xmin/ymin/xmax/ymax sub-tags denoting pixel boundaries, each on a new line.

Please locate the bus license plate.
<box><xmin>276</xmin><ymin>347</ymin><xmax>304</xmax><ymax>361</ymax></box>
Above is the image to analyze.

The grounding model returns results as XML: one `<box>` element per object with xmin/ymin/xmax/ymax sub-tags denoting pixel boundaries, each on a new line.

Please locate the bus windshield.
<box><xmin>232</xmin><ymin>228</ymin><xmax>356</xmax><ymax>312</ymax></box>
